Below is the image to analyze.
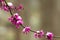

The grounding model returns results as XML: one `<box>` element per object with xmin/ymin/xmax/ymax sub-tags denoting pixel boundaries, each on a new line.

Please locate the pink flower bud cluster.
<box><xmin>0</xmin><ymin>0</ymin><xmax>4</xmax><ymax>2</ymax></box>
<box><xmin>0</xmin><ymin>0</ymin><xmax>24</xmax><ymax>12</ymax></box>
<box><xmin>8</xmin><ymin>13</ymin><xmax>23</xmax><ymax>28</ymax></box>
<box><xmin>0</xmin><ymin>0</ymin><xmax>54</xmax><ymax>40</ymax></box>
<box><xmin>22</xmin><ymin>26</ymin><xmax>31</xmax><ymax>34</ymax></box>
<box><xmin>34</xmin><ymin>30</ymin><xmax>44</xmax><ymax>38</ymax></box>
<box><xmin>8</xmin><ymin>13</ymin><xmax>54</xmax><ymax>40</ymax></box>
<box><xmin>22</xmin><ymin>27</ymin><xmax>54</xmax><ymax>40</ymax></box>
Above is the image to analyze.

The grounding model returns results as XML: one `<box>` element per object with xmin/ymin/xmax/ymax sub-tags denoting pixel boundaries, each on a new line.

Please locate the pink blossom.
<box><xmin>17</xmin><ymin>4</ymin><xmax>24</xmax><ymax>11</ymax></box>
<box><xmin>46</xmin><ymin>32</ymin><xmax>53</xmax><ymax>40</ymax></box>
<box><xmin>3</xmin><ymin>2</ymin><xmax>14</xmax><ymax>11</ymax></box>
<box><xmin>3</xmin><ymin>5</ymin><xmax>9</xmax><ymax>11</ymax></box>
<box><xmin>34</xmin><ymin>30</ymin><xmax>44</xmax><ymax>38</ymax></box>
<box><xmin>8</xmin><ymin>13</ymin><xmax>23</xmax><ymax>29</ymax></box>
<box><xmin>0</xmin><ymin>1</ymin><xmax>9</xmax><ymax>11</ymax></box>
<box><xmin>0</xmin><ymin>0</ymin><xmax>5</xmax><ymax>9</ymax></box>
<box><xmin>22</xmin><ymin>26</ymin><xmax>30</xmax><ymax>34</ymax></box>
<box><xmin>0</xmin><ymin>0</ymin><xmax>4</xmax><ymax>2</ymax></box>
<box><xmin>0</xmin><ymin>1</ymin><xmax>14</xmax><ymax>11</ymax></box>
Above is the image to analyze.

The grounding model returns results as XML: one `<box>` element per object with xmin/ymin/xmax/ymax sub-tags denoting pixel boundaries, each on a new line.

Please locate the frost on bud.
<box><xmin>7</xmin><ymin>2</ymin><xmax>14</xmax><ymax>9</ymax></box>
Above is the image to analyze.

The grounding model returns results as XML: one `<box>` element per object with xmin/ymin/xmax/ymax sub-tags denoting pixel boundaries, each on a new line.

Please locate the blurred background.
<box><xmin>0</xmin><ymin>0</ymin><xmax>60</xmax><ymax>40</ymax></box>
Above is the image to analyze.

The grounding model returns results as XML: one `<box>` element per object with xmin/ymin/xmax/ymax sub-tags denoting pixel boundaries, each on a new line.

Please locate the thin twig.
<box><xmin>21</xmin><ymin>24</ymin><xmax>36</xmax><ymax>33</ymax></box>
<box><xmin>21</xmin><ymin>24</ymin><xmax>60</xmax><ymax>38</ymax></box>
<box><xmin>4</xmin><ymin>0</ymin><xmax>60</xmax><ymax>39</ymax></box>
<box><xmin>4</xmin><ymin>0</ymin><xmax>13</xmax><ymax>15</ymax></box>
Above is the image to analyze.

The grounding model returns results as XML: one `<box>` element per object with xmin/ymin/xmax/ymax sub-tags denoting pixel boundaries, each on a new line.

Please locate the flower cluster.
<box><xmin>0</xmin><ymin>0</ymin><xmax>13</xmax><ymax>11</ymax></box>
<box><xmin>8</xmin><ymin>13</ymin><xmax>54</xmax><ymax>40</ymax></box>
<box><xmin>34</xmin><ymin>30</ymin><xmax>44</xmax><ymax>38</ymax></box>
<box><xmin>0</xmin><ymin>0</ymin><xmax>4</xmax><ymax>1</ymax></box>
<box><xmin>22</xmin><ymin>26</ymin><xmax>31</xmax><ymax>34</ymax></box>
<box><xmin>22</xmin><ymin>27</ymin><xmax>53</xmax><ymax>40</ymax></box>
<box><xmin>0</xmin><ymin>0</ymin><xmax>23</xmax><ymax>12</ymax></box>
<box><xmin>0</xmin><ymin>0</ymin><xmax>54</xmax><ymax>40</ymax></box>
<box><xmin>8</xmin><ymin>13</ymin><xmax>23</xmax><ymax>28</ymax></box>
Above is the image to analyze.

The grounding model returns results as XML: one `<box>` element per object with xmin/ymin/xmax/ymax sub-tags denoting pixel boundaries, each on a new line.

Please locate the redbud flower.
<box><xmin>17</xmin><ymin>4</ymin><xmax>24</xmax><ymax>11</ymax></box>
<box><xmin>8</xmin><ymin>13</ymin><xmax>23</xmax><ymax>29</ymax></box>
<box><xmin>0</xmin><ymin>0</ymin><xmax>4</xmax><ymax>2</ymax></box>
<box><xmin>34</xmin><ymin>30</ymin><xmax>44</xmax><ymax>38</ymax></box>
<box><xmin>3</xmin><ymin>5</ymin><xmax>9</xmax><ymax>11</ymax></box>
<box><xmin>0</xmin><ymin>0</ymin><xmax>5</xmax><ymax>9</ymax></box>
<box><xmin>22</xmin><ymin>26</ymin><xmax>30</xmax><ymax>34</ymax></box>
<box><xmin>2</xmin><ymin>2</ymin><xmax>14</xmax><ymax>11</ymax></box>
<box><xmin>0</xmin><ymin>2</ymin><xmax>14</xmax><ymax>11</ymax></box>
<box><xmin>46</xmin><ymin>32</ymin><xmax>53</xmax><ymax>40</ymax></box>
